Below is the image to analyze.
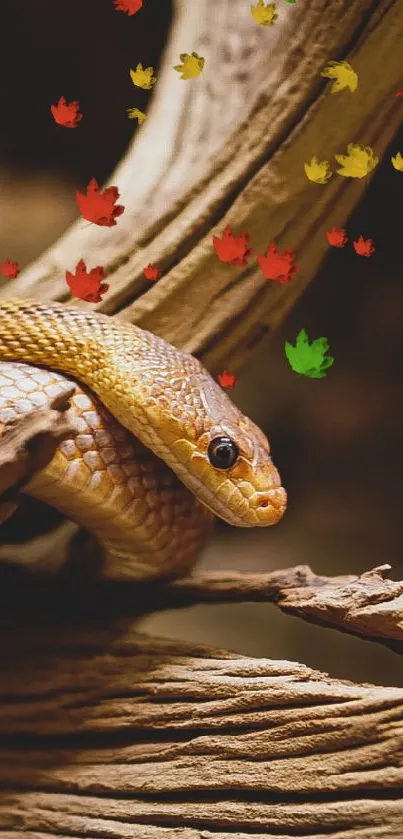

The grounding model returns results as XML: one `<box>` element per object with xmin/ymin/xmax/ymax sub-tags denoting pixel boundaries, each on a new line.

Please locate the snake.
<box><xmin>0</xmin><ymin>299</ymin><xmax>287</xmax><ymax>580</ymax></box>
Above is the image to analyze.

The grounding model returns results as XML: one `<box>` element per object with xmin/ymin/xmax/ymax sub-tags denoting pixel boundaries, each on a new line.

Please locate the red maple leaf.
<box><xmin>353</xmin><ymin>235</ymin><xmax>375</xmax><ymax>257</ymax></box>
<box><xmin>51</xmin><ymin>96</ymin><xmax>82</xmax><ymax>128</ymax></box>
<box><xmin>66</xmin><ymin>259</ymin><xmax>109</xmax><ymax>302</ymax></box>
<box><xmin>213</xmin><ymin>225</ymin><xmax>253</xmax><ymax>266</ymax></box>
<box><xmin>257</xmin><ymin>242</ymin><xmax>299</xmax><ymax>283</ymax></box>
<box><xmin>395</xmin><ymin>90</ymin><xmax>403</xmax><ymax>98</ymax></box>
<box><xmin>113</xmin><ymin>0</ymin><xmax>143</xmax><ymax>14</ymax></box>
<box><xmin>0</xmin><ymin>259</ymin><xmax>20</xmax><ymax>279</ymax></box>
<box><xmin>217</xmin><ymin>370</ymin><xmax>236</xmax><ymax>389</ymax></box>
<box><xmin>143</xmin><ymin>263</ymin><xmax>161</xmax><ymax>281</ymax></box>
<box><xmin>326</xmin><ymin>226</ymin><xmax>348</xmax><ymax>248</ymax></box>
<box><xmin>76</xmin><ymin>178</ymin><xmax>125</xmax><ymax>227</ymax></box>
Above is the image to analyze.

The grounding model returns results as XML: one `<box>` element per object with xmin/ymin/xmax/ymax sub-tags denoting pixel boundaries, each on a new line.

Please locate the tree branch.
<box><xmin>151</xmin><ymin>564</ymin><xmax>403</xmax><ymax>653</ymax></box>
<box><xmin>3</xmin><ymin>0</ymin><xmax>403</xmax><ymax>372</ymax></box>
<box><xmin>0</xmin><ymin>389</ymin><xmax>77</xmax><ymax>525</ymax></box>
<box><xmin>1</xmin><ymin>562</ymin><xmax>401</xmax><ymax>655</ymax></box>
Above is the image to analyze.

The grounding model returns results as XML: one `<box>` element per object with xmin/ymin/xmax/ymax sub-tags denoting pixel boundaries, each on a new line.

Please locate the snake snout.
<box><xmin>253</xmin><ymin>486</ymin><xmax>287</xmax><ymax>524</ymax></box>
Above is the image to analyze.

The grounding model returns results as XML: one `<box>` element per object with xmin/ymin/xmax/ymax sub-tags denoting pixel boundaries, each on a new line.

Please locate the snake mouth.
<box><xmin>252</xmin><ymin>488</ymin><xmax>288</xmax><ymax>521</ymax></box>
<box><xmin>197</xmin><ymin>485</ymin><xmax>287</xmax><ymax>527</ymax></box>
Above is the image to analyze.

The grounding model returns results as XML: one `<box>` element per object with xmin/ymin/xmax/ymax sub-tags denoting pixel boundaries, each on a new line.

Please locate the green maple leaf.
<box><xmin>285</xmin><ymin>329</ymin><xmax>334</xmax><ymax>378</ymax></box>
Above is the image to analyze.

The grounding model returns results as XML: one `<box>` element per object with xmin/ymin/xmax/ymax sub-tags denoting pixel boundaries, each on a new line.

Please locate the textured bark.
<box><xmin>1</xmin><ymin>629</ymin><xmax>403</xmax><ymax>838</ymax></box>
<box><xmin>142</xmin><ymin>564</ymin><xmax>403</xmax><ymax>652</ymax></box>
<box><xmin>0</xmin><ymin>388</ymin><xmax>77</xmax><ymax>524</ymax></box>
<box><xmin>3</xmin><ymin>0</ymin><xmax>403</xmax><ymax>372</ymax></box>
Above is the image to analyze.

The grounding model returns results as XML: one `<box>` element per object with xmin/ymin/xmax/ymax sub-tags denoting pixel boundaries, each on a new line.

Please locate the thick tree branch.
<box><xmin>1</xmin><ymin>628</ymin><xmax>403</xmax><ymax>838</ymax></box>
<box><xmin>3</xmin><ymin>0</ymin><xmax>403</xmax><ymax>373</ymax></box>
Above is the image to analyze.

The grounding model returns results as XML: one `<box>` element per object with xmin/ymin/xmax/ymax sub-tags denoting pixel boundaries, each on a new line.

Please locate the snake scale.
<box><xmin>0</xmin><ymin>299</ymin><xmax>287</xmax><ymax>580</ymax></box>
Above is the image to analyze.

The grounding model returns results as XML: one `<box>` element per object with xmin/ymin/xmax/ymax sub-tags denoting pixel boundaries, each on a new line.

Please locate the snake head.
<box><xmin>144</xmin><ymin>366</ymin><xmax>287</xmax><ymax>528</ymax></box>
<box><xmin>175</xmin><ymin>413</ymin><xmax>287</xmax><ymax>527</ymax></box>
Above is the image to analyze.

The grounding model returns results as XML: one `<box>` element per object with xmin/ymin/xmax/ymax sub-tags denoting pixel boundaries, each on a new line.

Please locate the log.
<box><xmin>1</xmin><ymin>627</ymin><xmax>403</xmax><ymax>838</ymax></box>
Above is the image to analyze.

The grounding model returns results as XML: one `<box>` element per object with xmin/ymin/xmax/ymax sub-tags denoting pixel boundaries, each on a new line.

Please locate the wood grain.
<box><xmin>1</xmin><ymin>629</ymin><xmax>403</xmax><ymax>837</ymax></box>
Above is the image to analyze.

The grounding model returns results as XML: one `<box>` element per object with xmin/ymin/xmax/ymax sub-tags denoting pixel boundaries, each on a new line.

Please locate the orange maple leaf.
<box><xmin>143</xmin><ymin>263</ymin><xmax>161</xmax><ymax>281</ymax></box>
<box><xmin>326</xmin><ymin>227</ymin><xmax>348</xmax><ymax>247</ymax></box>
<box><xmin>66</xmin><ymin>259</ymin><xmax>109</xmax><ymax>302</ymax></box>
<box><xmin>213</xmin><ymin>225</ymin><xmax>253</xmax><ymax>265</ymax></box>
<box><xmin>217</xmin><ymin>370</ymin><xmax>236</xmax><ymax>389</ymax></box>
<box><xmin>113</xmin><ymin>0</ymin><xmax>142</xmax><ymax>13</ymax></box>
<box><xmin>257</xmin><ymin>242</ymin><xmax>299</xmax><ymax>283</ymax></box>
<box><xmin>0</xmin><ymin>259</ymin><xmax>20</xmax><ymax>279</ymax></box>
<box><xmin>353</xmin><ymin>235</ymin><xmax>375</xmax><ymax>257</ymax></box>
<box><xmin>51</xmin><ymin>96</ymin><xmax>82</xmax><ymax>128</ymax></box>
<box><xmin>76</xmin><ymin>178</ymin><xmax>125</xmax><ymax>227</ymax></box>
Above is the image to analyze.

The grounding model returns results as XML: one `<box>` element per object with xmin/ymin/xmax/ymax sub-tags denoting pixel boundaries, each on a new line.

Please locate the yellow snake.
<box><xmin>0</xmin><ymin>299</ymin><xmax>287</xmax><ymax>580</ymax></box>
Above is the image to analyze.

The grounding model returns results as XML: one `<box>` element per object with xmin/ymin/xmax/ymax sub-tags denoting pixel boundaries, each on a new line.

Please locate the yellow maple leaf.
<box><xmin>304</xmin><ymin>157</ymin><xmax>333</xmax><ymax>184</ymax></box>
<box><xmin>127</xmin><ymin>107</ymin><xmax>147</xmax><ymax>124</ymax></box>
<box><xmin>129</xmin><ymin>63</ymin><xmax>156</xmax><ymax>90</ymax></box>
<box><xmin>173</xmin><ymin>52</ymin><xmax>205</xmax><ymax>79</ymax></box>
<box><xmin>391</xmin><ymin>152</ymin><xmax>403</xmax><ymax>172</ymax></box>
<box><xmin>250</xmin><ymin>0</ymin><xmax>278</xmax><ymax>25</ymax></box>
<box><xmin>320</xmin><ymin>60</ymin><xmax>358</xmax><ymax>93</ymax></box>
<box><xmin>335</xmin><ymin>144</ymin><xmax>378</xmax><ymax>178</ymax></box>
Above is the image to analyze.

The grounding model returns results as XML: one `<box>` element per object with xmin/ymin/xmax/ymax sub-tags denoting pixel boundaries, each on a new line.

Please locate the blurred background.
<box><xmin>0</xmin><ymin>0</ymin><xmax>402</xmax><ymax>686</ymax></box>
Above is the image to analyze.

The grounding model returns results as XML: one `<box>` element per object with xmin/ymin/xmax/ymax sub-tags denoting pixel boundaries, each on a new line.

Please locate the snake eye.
<box><xmin>207</xmin><ymin>436</ymin><xmax>239</xmax><ymax>470</ymax></box>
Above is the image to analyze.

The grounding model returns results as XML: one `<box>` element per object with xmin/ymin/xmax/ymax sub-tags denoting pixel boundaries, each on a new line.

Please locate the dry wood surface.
<box><xmin>1</xmin><ymin>628</ymin><xmax>403</xmax><ymax>838</ymax></box>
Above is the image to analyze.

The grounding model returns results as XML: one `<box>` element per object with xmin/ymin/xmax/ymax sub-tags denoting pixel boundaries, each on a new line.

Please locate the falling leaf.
<box><xmin>257</xmin><ymin>242</ymin><xmax>299</xmax><ymax>283</ymax></box>
<box><xmin>130</xmin><ymin>63</ymin><xmax>156</xmax><ymax>90</ymax></box>
<box><xmin>285</xmin><ymin>329</ymin><xmax>334</xmax><ymax>378</ymax></box>
<box><xmin>143</xmin><ymin>264</ymin><xmax>161</xmax><ymax>281</ymax></box>
<box><xmin>113</xmin><ymin>0</ymin><xmax>142</xmax><ymax>14</ymax></box>
<box><xmin>213</xmin><ymin>225</ymin><xmax>253</xmax><ymax>266</ymax></box>
<box><xmin>326</xmin><ymin>227</ymin><xmax>348</xmax><ymax>248</ymax></box>
<box><xmin>127</xmin><ymin>107</ymin><xmax>147</xmax><ymax>123</ymax></box>
<box><xmin>173</xmin><ymin>52</ymin><xmax>205</xmax><ymax>79</ymax></box>
<box><xmin>335</xmin><ymin>144</ymin><xmax>378</xmax><ymax>178</ymax></box>
<box><xmin>304</xmin><ymin>156</ymin><xmax>333</xmax><ymax>184</ymax></box>
<box><xmin>320</xmin><ymin>60</ymin><xmax>358</xmax><ymax>93</ymax></box>
<box><xmin>217</xmin><ymin>371</ymin><xmax>237</xmax><ymax>389</ymax></box>
<box><xmin>0</xmin><ymin>259</ymin><xmax>20</xmax><ymax>279</ymax></box>
<box><xmin>391</xmin><ymin>152</ymin><xmax>403</xmax><ymax>171</ymax></box>
<box><xmin>76</xmin><ymin>179</ymin><xmax>124</xmax><ymax>227</ymax></box>
<box><xmin>353</xmin><ymin>235</ymin><xmax>375</xmax><ymax>257</ymax></box>
<box><xmin>50</xmin><ymin>96</ymin><xmax>82</xmax><ymax>128</ymax></box>
<box><xmin>250</xmin><ymin>0</ymin><xmax>278</xmax><ymax>25</ymax></box>
<box><xmin>66</xmin><ymin>259</ymin><xmax>109</xmax><ymax>303</ymax></box>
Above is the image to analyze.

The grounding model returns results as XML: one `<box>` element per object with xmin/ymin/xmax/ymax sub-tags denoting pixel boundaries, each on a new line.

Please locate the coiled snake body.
<box><xmin>0</xmin><ymin>299</ymin><xmax>287</xmax><ymax>579</ymax></box>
